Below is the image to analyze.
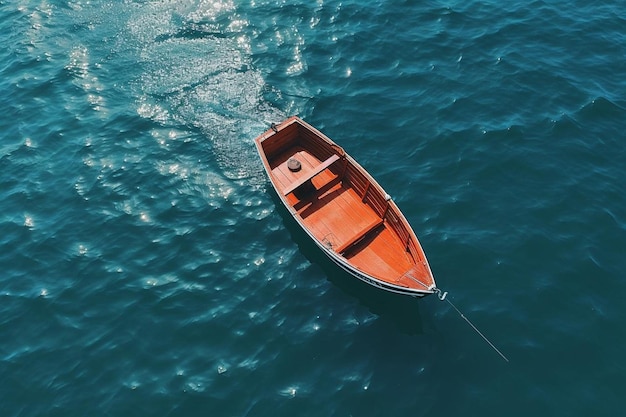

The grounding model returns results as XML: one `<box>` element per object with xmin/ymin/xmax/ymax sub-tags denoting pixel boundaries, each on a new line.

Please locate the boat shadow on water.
<box><xmin>270</xmin><ymin>192</ymin><xmax>425</xmax><ymax>335</ymax></box>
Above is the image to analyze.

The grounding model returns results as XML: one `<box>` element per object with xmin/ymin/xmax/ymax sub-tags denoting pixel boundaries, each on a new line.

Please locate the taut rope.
<box><xmin>433</xmin><ymin>287</ymin><xmax>510</xmax><ymax>363</ymax></box>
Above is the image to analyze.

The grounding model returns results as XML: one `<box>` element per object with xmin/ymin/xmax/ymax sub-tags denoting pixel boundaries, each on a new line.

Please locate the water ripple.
<box><xmin>2</xmin><ymin>1</ymin><xmax>626</xmax><ymax>416</ymax></box>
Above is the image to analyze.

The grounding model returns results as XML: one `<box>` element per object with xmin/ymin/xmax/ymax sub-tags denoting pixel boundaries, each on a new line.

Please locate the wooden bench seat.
<box><xmin>335</xmin><ymin>217</ymin><xmax>384</xmax><ymax>254</ymax></box>
<box><xmin>283</xmin><ymin>154</ymin><xmax>340</xmax><ymax>196</ymax></box>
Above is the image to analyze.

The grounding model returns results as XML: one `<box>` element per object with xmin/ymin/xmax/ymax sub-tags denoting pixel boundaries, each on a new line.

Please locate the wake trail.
<box><xmin>125</xmin><ymin>0</ymin><xmax>301</xmax><ymax>181</ymax></box>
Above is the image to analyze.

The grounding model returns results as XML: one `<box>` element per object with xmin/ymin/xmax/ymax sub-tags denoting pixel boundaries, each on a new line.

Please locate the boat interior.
<box><xmin>260</xmin><ymin>122</ymin><xmax>433</xmax><ymax>289</ymax></box>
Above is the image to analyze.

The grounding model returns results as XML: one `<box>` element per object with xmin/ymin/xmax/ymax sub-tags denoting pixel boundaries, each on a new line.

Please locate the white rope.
<box><xmin>434</xmin><ymin>288</ymin><xmax>510</xmax><ymax>363</ymax></box>
<box><xmin>402</xmin><ymin>274</ymin><xmax>509</xmax><ymax>362</ymax></box>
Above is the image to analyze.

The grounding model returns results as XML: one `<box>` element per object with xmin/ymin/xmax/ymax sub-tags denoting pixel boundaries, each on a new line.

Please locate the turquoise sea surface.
<box><xmin>1</xmin><ymin>1</ymin><xmax>625</xmax><ymax>416</ymax></box>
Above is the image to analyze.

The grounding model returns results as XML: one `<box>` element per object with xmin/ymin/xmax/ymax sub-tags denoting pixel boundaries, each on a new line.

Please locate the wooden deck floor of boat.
<box><xmin>270</xmin><ymin>148</ymin><xmax>432</xmax><ymax>289</ymax></box>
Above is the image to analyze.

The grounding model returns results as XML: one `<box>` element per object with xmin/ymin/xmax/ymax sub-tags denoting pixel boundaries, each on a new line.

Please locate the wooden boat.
<box><xmin>254</xmin><ymin>116</ymin><xmax>436</xmax><ymax>297</ymax></box>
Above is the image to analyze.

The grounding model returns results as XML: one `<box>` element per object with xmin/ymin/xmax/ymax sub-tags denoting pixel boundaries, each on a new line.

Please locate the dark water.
<box><xmin>1</xmin><ymin>1</ymin><xmax>625</xmax><ymax>416</ymax></box>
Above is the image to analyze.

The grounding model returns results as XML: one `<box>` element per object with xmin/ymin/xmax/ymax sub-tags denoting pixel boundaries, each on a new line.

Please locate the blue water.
<box><xmin>1</xmin><ymin>1</ymin><xmax>625</xmax><ymax>416</ymax></box>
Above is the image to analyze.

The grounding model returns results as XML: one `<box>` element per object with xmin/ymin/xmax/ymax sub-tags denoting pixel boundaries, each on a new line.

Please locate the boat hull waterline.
<box><xmin>254</xmin><ymin>116</ymin><xmax>436</xmax><ymax>298</ymax></box>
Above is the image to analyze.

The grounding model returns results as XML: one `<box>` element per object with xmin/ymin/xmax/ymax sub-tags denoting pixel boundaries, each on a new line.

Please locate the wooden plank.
<box><xmin>299</xmin><ymin>186</ymin><xmax>371</xmax><ymax>247</ymax></box>
<box><xmin>283</xmin><ymin>154</ymin><xmax>340</xmax><ymax>195</ymax></box>
<box><xmin>335</xmin><ymin>217</ymin><xmax>384</xmax><ymax>254</ymax></box>
<box><xmin>331</xmin><ymin>187</ymin><xmax>374</xmax><ymax>230</ymax></box>
<box><xmin>345</xmin><ymin>225</ymin><xmax>415</xmax><ymax>280</ymax></box>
